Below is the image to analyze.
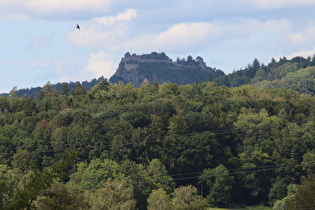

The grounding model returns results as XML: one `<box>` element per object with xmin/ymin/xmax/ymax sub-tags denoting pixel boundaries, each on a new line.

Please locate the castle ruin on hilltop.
<box><xmin>122</xmin><ymin>52</ymin><xmax>208</xmax><ymax>71</ymax></box>
<box><xmin>122</xmin><ymin>52</ymin><xmax>173</xmax><ymax>71</ymax></box>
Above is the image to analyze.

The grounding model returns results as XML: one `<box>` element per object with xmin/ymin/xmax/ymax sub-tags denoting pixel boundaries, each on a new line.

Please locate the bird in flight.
<box><xmin>76</xmin><ymin>24</ymin><xmax>80</xmax><ymax>30</ymax></box>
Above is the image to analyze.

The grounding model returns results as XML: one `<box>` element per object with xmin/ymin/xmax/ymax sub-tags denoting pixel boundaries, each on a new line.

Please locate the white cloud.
<box><xmin>121</xmin><ymin>22</ymin><xmax>224</xmax><ymax>53</ymax></box>
<box><xmin>289</xmin><ymin>25</ymin><xmax>315</xmax><ymax>48</ymax></box>
<box><xmin>82</xmin><ymin>52</ymin><xmax>116</xmax><ymax>79</ymax></box>
<box><xmin>287</xmin><ymin>49</ymin><xmax>315</xmax><ymax>59</ymax></box>
<box><xmin>56</xmin><ymin>52</ymin><xmax>117</xmax><ymax>82</ymax></box>
<box><xmin>0</xmin><ymin>0</ymin><xmax>27</xmax><ymax>20</ymax></box>
<box><xmin>254</xmin><ymin>0</ymin><xmax>315</xmax><ymax>9</ymax></box>
<box><xmin>120</xmin><ymin>18</ymin><xmax>291</xmax><ymax>54</ymax></box>
<box><xmin>67</xmin><ymin>9</ymin><xmax>137</xmax><ymax>48</ymax></box>
<box><xmin>153</xmin><ymin>22</ymin><xmax>220</xmax><ymax>51</ymax></box>
<box><xmin>116</xmin><ymin>8</ymin><xmax>137</xmax><ymax>21</ymax></box>
<box><xmin>26</xmin><ymin>0</ymin><xmax>112</xmax><ymax>12</ymax></box>
<box><xmin>121</xmin><ymin>22</ymin><xmax>218</xmax><ymax>53</ymax></box>
<box><xmin>94</xmin><ymin>8</ymin><xmax>136</xmax><ymax>25</ymax></box>
<box><xmin>0</xmin><ymin>0</ymin><xmax>114</xmax><ymax>20</ymax></box>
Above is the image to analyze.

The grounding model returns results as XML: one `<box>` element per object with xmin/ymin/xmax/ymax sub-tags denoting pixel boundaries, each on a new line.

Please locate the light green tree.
<box><xmin>79</xmin><ymin>159</ymin><xmax>124</xmax><ymax>190</ymax></box>
<box><xmin>172</xmin><ymin>185</ymin><xmax>209</xmax><ymax>210</ymax></box>
<box><xmin>0</xmin><ymin>165</ymin><xmax>20</xmax><ymax>208</ymax></box>
<box><xmin>285</xmin><ymin>175</ymin><xmax>315</xmax><ymax>210</ymax></box>
<box><xmin>147</xmin><ymin>188</ymin><xmax>172</xmax><ymax>210</ymax></box>
<box><xmin>148</xmin><ymin>159</ymin><xmax>175</xmax><ymax>193</ymax></box>
<box><xmin>272</xmin><ymin>184</ymin><xmax>297</xmax><ymax>210</ymax></box>
<box><xmin>302</xmin><ymin>152</ymin><xmax>315</xmax><ymax>175</ymax></box>
<box><xmin>84</xmin><ymin>179</ymin><xmax>136</xmax><ymax>210</ymax></box>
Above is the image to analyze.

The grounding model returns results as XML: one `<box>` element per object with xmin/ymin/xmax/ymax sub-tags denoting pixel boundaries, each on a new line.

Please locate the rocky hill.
<box><xmin>109</xmin><ymin>52</ymin><xmax>224</xmax><ymax>86</ymax></box>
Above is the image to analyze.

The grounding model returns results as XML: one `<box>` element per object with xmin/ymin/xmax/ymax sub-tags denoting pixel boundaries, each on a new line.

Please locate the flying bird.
<box><xmin>76</xmin><ymin>24</ymin><xmax>80</xmax><ymax>30</ymax></box>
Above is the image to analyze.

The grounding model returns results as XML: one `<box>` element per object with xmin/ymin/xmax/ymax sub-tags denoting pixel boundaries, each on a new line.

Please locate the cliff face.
<box><xmin>109</xmin><ymin>52</ymin><xmax>224</xmax><ymax>87</ymax></box>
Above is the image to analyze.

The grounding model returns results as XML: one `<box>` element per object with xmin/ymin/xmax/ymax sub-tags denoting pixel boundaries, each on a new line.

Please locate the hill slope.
<box><xmin>214</xmin><ymin>56</ymin><xmax>315</xmax><ymax>95</ymax></box>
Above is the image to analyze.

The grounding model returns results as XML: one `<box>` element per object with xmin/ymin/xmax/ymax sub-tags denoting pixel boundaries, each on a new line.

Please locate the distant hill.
<box><xmin>213</xmin><ymin>55</ymin><xmax>315</xmax><ymax>95</ymax></box>
<box><xmin>109</xmin><ymin>52</ymin><xmax>224</xmax><ymax>86</ymax></box>
<box><xmin>0</xmin><ymin>77</ymin><xmax>104</xmax><ymax>98</ymax></box>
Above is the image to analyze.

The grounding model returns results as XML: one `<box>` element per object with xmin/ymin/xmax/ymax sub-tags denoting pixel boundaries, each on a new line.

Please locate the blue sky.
<box><xmin>1</xmin><ymin>0</ymin><xmax>315</xmax><ymax>93</ymax></box>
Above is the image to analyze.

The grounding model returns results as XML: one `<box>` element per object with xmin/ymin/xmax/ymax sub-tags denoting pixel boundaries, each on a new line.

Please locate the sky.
<box><xmin>1</xmin><ymin>0</ymin><xmax>315</xmax><ymax>93</ymax></box>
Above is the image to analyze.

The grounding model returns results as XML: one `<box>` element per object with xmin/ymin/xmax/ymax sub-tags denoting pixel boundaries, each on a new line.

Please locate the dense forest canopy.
<box><xmin>1</xmin><ymin>77</ymin><xmax>315</xmax><ymax>209</ymax></box>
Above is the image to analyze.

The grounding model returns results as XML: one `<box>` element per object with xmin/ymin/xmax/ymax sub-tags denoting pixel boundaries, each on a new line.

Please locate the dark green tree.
<box><xmin>60</xmin><ymin>83</ymin><xmax>70</xmax><ymax>96</ymax></box>
<box><xmin>71</xmin><ymin>82</ymin><xmax>87</xmax><ymax>96</ymax></box>
<box><xmin>199</xmin><ymin>164</ymin><xmax>233</xmax><ymax>207</ymax></box>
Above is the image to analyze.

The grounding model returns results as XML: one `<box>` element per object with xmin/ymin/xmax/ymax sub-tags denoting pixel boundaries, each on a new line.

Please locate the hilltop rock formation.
<box><xmin>109</xmin><ymin>52</ymin><xmax>224</xmax><ymax>86</ymax></box>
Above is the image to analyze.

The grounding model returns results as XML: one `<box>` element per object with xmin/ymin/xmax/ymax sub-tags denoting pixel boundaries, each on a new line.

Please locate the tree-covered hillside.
<box><xmin>214</xmin><ymin>55</ymin><xmax>315</xmax><ymax>95</ymax></box>
<box><xmin>1</xmin><ymin>79</ymin><xmax>315</xmax><ymax>209</ymax></box>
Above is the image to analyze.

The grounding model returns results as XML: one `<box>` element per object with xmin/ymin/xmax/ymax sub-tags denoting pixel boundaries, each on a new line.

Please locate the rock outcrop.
<box><xmin>109</xmin><ymin>52</ymin><xmax>224</xmax><ymax>86</ymax></box>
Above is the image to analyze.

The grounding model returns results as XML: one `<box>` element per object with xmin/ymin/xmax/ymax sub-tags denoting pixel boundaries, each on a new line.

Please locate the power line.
<box><xmin>0</xmin><ymin>119</ymin><xmax>309</xmax><ymax>156</ymax></box>
<box><xmin>41</xmin><ymin>161</ymin><xmax>315</xmax><ymax>194</ymax></box>
<box><xmin>0</xmin><ymin>119</ymin><xmax>314</xmax><ymax>187</ymax></box>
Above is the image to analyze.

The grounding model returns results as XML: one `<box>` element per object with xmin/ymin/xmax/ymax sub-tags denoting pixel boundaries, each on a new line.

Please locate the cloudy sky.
<box><xmin>1</xmin><ymin>0</ymin><xmax>315</xmax><ymax>93</ymax></box>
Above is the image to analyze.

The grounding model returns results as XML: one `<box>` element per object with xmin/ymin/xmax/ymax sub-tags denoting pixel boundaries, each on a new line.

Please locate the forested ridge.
<box><xmin>1</xmin><ymin>77</ymin><xmax>315</xmax><ymax>209</ymax></box>
<box><xmin>0</xmin><ymin>77</ymin><xmax>104</xmax><ymax>98</ymax></box>
<box><xmin>214</xmin><ymin>55</ymin><xmax>315</xmax><ymax>96</ymax></box>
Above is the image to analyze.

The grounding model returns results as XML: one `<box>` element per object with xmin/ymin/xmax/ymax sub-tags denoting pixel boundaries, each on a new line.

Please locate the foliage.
<box><xmin>147</xmin><ymin>188</ymin><xmax>172</xmax><ymax>210</ymax></box>
<box><xmin>199</xmin><ymin>165</ymin><xmax>233</xmax><ymax>207</ymax></box>
<box><xmin>171</xmin><ymin>185</ymin><xmax>209</xmax><ymax>210</ymax></box>
<box><xmin>83</xmin><ymin>179</ymin><xmax>136</xmax><ymax>210</ymax></box>
<box><xmin>1</xmin><ymin>77</ymin><xmax>315</xmax><ymax>209</ymax></box>
<box><xmin>285</xmin><ymin>175</ymin><xmax>315</xmax><ymax>210</ymax></box>
<box><xmin>147</xmin><ymin>186</ymin><xmax>209</xmax><ymax>210</ymax></box>
<box><xmin>214</xmin><ymin>56</ymin><xmax>315</xmax><ymax>95</ymax></box>
<box><xmin>4</xmin><ymin>152</ymin><xmax>77</xmax><ymax>209</ymax></box>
